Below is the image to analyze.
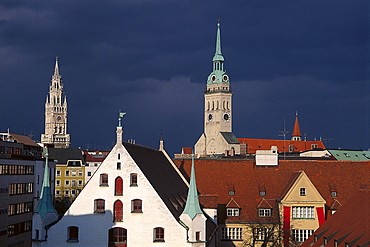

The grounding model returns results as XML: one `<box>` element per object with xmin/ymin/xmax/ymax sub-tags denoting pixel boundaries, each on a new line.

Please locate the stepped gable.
<box><xmin>124</xmin><ymin>142</ymin><xmax>189</xmax><ymax>219</ymax></box>
<box><xmin>174</xmin><ymin>159</ymin><xmax>370</xmax><ymax>223</ymax></box>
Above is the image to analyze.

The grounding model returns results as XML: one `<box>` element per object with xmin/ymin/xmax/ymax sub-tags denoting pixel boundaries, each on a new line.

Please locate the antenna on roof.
<box><xmin>278</xmin><ymin>118</ymin><xmax>289</xmax><ymax>160</ymax></box>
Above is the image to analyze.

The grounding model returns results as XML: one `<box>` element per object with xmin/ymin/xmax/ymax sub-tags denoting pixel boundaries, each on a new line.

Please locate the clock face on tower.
<box><xmin>57</xmin><ymin>116</ymin><xmax>62</xmax><ymax>121</ymax></box>
<box><xmin>223</xmin><ymin>112</ymin><xmax>230</xmax><ymax>122</ymax></box>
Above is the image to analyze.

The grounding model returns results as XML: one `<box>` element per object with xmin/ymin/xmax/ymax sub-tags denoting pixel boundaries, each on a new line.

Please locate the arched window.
<box><xmin>100</xmin><ymin>174</ymin><xmax>108</xmax><ymax>186</ymax></box>
<box><xmin>216</xmin><ymin>101</ymin><xmax>219</xmax><ymax>109</ymax></box>
<box><xmin>207</xmin><ymin>102</ymin><xmax>210</xmax><ymax>111</ymax></box>
<box><xmin>108</xmin><ymin>227</ymin><xmax>127</xmax><ymax>247</ymax></box>
<box><xmin>114</xmin><ymin>200</ymin><xmax>123</xmax><ymax>222</ymax></box>
<box><xmin>131</xmin><ymin>199</ymin><xmax>142</xmax><ymax>213</ymax></box>
<box><xmin>212</xmin><ymin>101</ymin><xmax>214</xmax><ymax>110</ymax></box>
<box><xmin>115</xmin><ymin>177</ymin><xmax>123</xmax><ymax>196</ymax></box>
<box><xmin>67</xmin><ymin>226</ymin><xmax>79</xmax><ymax>242</ymax></box>
<box><xmin>153</xmin><ymin>227</ymin><xmax>165</xmax><ymax>242</ymax></box>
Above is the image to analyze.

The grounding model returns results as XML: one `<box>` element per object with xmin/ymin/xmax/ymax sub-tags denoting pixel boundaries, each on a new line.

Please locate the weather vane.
<box><xmin>118</xmin><ymin>110</ymin><xmax>126</xmax><ymax>127</ymax></box>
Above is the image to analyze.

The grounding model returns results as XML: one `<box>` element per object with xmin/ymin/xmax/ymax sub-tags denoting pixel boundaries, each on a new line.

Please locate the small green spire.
<box><xmin>181</xmin><ymin>154</ymin><xmax>203</xmax><ymax>219</ymax></box>
<box><xmin>34</xmin><ymin>147</ymin><xmax>58</xmax><ymax>218</ymax></box>
<box><xmin>213</xmin><ymin>22</ymin><xmax>224</xmax><ymax>62</ymax></box>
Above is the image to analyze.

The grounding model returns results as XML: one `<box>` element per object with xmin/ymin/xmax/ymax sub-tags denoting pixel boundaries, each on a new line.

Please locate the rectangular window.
<box><xmin>154</xmin><ymin>227</ymin><xmax>165</xmax><ymax>242</ymax></box>
<box><xmin>65</xmin><ymin>180</ymin><xmax>70</xmax><ymax>187</ymax></box>
<box><xmin>94</xmin><ymin>199</ymin><xmax>105</xmax><ymax>213</ymax></box>
<box><xmin>7</xmin><ymin>220</ymin><xmax>32</xmax><ymax>237</ymax></box>
<box><xmin>227</xmin><ymin>208</ymin><xmax>240</xmax><ymax>217</ymax></box>
<box><xmin>100</xmin><ymin>174</ymin><xmax>108</xmax><ymax>186</ymax></box>
<box><xmin>9</xmin><ymin>183</ymin><xmax>33</xmax><ymax>195</ymax></box>
<box><xmin>300</xmin><ymin>188</ymin><xmax>306</xmax><ymax>196</ymax></box>
<box><xmin>311</xmin><ymin>144</ymin><xmax>318</xmax><ymax>149</ymax></box>
<box><xmin>78</xmin><ymin>180</ymin><xmax>83</xmax><ymax>186</ymax></box>
<box><xmin>289</xmin><ymin>145</ymin><xmax>295</xmax><ymax>152</ymax></box>
<box><xmin>292</xmin><ymin>206</ymin><xmax>314</xmax><ymax>219</ymax></box>
<box><xmin>196</xmin><ymin>231</ymin><xmax>200</xmax><ymax>241</ymax></box>
<box><xmin>72</xmin><ymin>170</ymin><xmax>76</xmax><ymax>176</ymax></box>
<box><xmin>292</xmin><ymin>229</ymin><xmax>314</xmax><ymax>242</ymax></box>
<box><xmin>0</xmin><ymin>165</ymin><xmax>34</xmax><ymax>175</ymax></box>
<box><xmin>117</xmin><ymin>162</ymin><xmax>121</xmax><ymax>170</ymax></box>
<box><xmin>131</xmin><ymin>199</ymin><xmax>142</xmax><ymax>213</ymax></box>
<box><xmin>71</xmin><ymin>180</ymin><xmax>76</xmax><ymax>187</ymax></box>
<box><xmin>8</xmin><ymin>202</ymin><xmax>33</xmax><ymax>216</ymax></box>
<box><xmin>78</xmin><ymin>171</ymin><xmax>83</xmax><ymax>177</ymax></box>
<box><xmin>65</xmin><ymin>170</ymin><xmax>70</xmax><ymax>177</ymax></box>
<box><xmin>56</xmin><ymin>180</ymin><xmax>60</xmax><ymax>186</ymax></box>
<box><xmin>87</xmin><ymin>171</ymin><xmax>92</xmax><ymax>176</ymax></box>
<box><xmin>56</xmin><ymin>190</ymin><xmax>60</xmax><ymax>196</ymax></box>
<box><xmin>130</xmin><ymin>173</ymin><xmax>138</xmax><ymax>186</ymax></box>
<box><xmin>68</xmin><ymin>226</ymin><xmax>79</xmax><ymax>241</ymax></box>
<box><xmin>56</xmin><ymin>170</ymin><xmax>61</xmax><ymax>177</ymax></box>
<box><xmin>258</xmin><ymin>208</ymin><xmax>271</xmax><ymax>217</ymax></box>
<box><xmin>253</xmin><ymin>228</ymin><xmax>275</xmax><ymax>241</ymax></box>
<box><xmin>221</xmin><ymin>227</ymin><xmax>243</xmax><ymax>240</ymax></box>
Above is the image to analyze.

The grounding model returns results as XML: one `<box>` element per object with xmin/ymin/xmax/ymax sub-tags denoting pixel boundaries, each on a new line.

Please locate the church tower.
<box><xmin>41</xmin><ymin>57</ymin><xmax>70</xmax><ymax>148</ymax></box>
<box><xmin>194</xmin><ymin>23</ymin><xmax>239</xmax><ymax>156</ymax></box>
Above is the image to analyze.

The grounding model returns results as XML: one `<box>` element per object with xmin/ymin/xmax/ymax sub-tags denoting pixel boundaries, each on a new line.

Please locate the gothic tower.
<box><xmin>41</xmin><ymin>57</ymin><xmax>70</xmax><ymax>148</ymax></box>
<box><xmin>194</xmin><ymin>23</ymin><xmax>240</xmax><ymax>156</ymax></box>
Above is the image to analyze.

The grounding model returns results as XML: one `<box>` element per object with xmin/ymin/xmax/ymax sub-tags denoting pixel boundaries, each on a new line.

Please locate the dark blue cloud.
<box><xmin>0</xmin><ymin>0</ymin><xmax>368</xmax><ymax>155</ymax></box>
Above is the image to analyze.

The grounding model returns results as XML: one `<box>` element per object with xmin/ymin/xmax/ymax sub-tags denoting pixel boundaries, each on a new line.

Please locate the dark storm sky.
<box><xmin>1</xmin><ymin>1</ymin><xmax>369</xmax><ymax>156</ymax></box>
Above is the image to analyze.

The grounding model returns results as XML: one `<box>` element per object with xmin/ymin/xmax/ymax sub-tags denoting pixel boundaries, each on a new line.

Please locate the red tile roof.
<box><xmin>300</xmin><ymin>189</ymin><xmax>370</xmax><ymax>247</ymax></box>
<box><xmin>237</xmin><ymin>138</ymin><xmax>325</xmax><ymax>154</ymax></box>
<box><xmin>174</xmin><ymin>159</ymin><xmax>369</xmax><ymax>224</ymax></box>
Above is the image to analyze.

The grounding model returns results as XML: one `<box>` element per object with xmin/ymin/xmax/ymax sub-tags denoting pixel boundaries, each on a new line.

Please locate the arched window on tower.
<box><xmin>115</xmin><ymin>177</ymin><xmax>123</xmax><ymax>196</ymax></box>
<box><xmin>113</xmin><ymin>200</ymin><xmax>123</xmax><ymax>222</ymax></box>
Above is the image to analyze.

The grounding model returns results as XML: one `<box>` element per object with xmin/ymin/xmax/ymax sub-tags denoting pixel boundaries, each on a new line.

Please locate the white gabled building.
<box><xmin>33</xmin><ymin>114</ymin><xmax>216</xmax><ymax>247</ymax></box>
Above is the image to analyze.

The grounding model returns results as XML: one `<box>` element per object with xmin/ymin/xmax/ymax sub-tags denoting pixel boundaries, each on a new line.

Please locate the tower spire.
<box><xmin>34</xmin><ymin>147</ymin><xmax>58</xmax><ymax>223</ymax></box>
<box><xmin>292</xmin><ymin>111</ymin><xmax>302</xmax><ymax>141</ymax></box>
<box><xmin>181</xmin><ymin>154</ymin><xmax>203</xmax><ymax>219</ymax></box>
<box><xmin>212</xmin><ymin>22</ymin><xmax>225</xmax><ymax>71</ymax></box>
<box><xmin>54</xmin><ymin>56</ymin><xmax>59</xmax><ymax>76</ymax></box>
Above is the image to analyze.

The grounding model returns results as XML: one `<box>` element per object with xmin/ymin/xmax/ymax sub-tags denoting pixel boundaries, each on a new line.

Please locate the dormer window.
<box><xmin>227</xmin><ymin>208</ymin><xmax>240</xmax><ymax>217</ymax></box>
<box><xmin>331</xmin><ymin>191</ymin><xmax>337</xmax><ymax>197</ymax></box>
<box><xmin>228</xmin><ymin>190</ymin><xmax>235</xmax><ymax>196</ymax></box>
<box><xmin>260</xmin><ymin>191</ymin><xmax>266</xmax><ymax>197</ymax></box>
<box><xmin>258</xmin><ymin>208</ymin><xmax>271</xmax><ymax>217</ymax></box>
<box><xmin>300</xmin><ymin>188</ymin><xmax>306</xmax><ymax>196</ymax></box>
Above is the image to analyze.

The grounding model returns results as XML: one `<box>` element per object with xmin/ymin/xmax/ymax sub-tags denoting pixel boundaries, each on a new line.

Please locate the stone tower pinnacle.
<box><xmin>41</xmin><ymin>57</ymin><xmax>70</xmax><ymax>148</ymax></box>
